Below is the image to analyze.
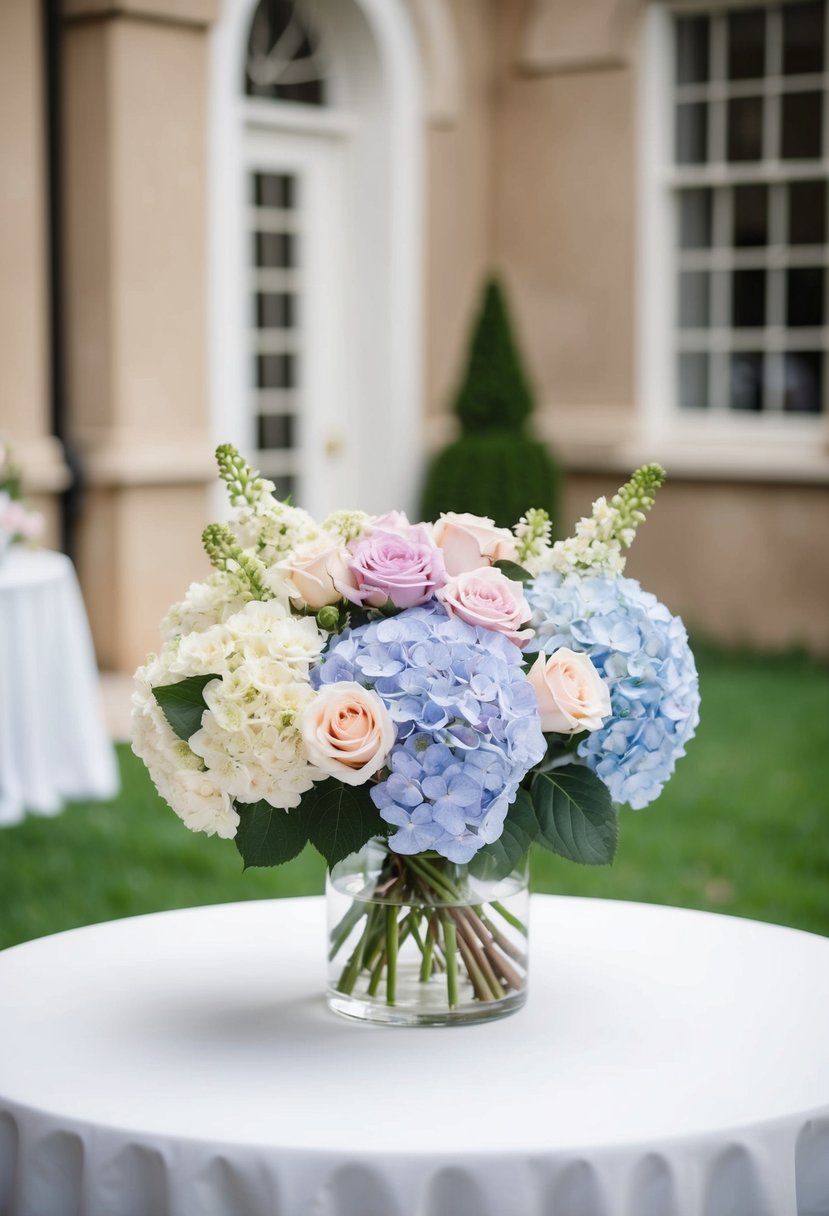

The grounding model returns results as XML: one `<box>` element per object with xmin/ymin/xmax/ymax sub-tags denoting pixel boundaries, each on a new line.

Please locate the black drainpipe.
<box><xmin>42</xmin><ymin>0</ymin><xmax>82</xmax><ymax>557</ymax></box>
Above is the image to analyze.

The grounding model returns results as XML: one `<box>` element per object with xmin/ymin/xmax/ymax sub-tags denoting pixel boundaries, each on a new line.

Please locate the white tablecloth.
<box><xmin>0</xmin><ymin>548</ymin><xmax>119</xmax><ymax>826</ymax></box>
<box><xmin>1</xmin><ymin>895</ymin><xmax>828</xmax><ymax>1215</ymax></box>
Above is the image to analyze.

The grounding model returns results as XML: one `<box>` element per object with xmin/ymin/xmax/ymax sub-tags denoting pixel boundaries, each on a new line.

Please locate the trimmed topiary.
<box><xmin>420</xmin><ymin>277</ymin><xmax>559</xmax><ymax>532</ymax></box>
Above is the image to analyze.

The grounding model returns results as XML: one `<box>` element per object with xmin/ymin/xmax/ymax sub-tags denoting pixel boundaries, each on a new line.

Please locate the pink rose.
<box><xmin>342</xmin><ymin>528</ymin><xmax>446</xmax><ymax>609</ymax></box>
<box><xmin>432</xmin><ymin>512</ymin><xmax>519</xmax><ymax>576</ymax></box>
<box><xmin>527</xmin><ymin>648</ymin><xmax>611</xmax><ymax>734</ymax></box>
<box><xmin>282</xmin><ymin>537</ymin><xmax>357</xmax><ymax>610</ymax></box>
<box><xmin>299</xmin><ymin>682</ymin><xmax>395</xmax><ymax>786</ymax></box>
<box><xmin>436</xmin><ymin>566</ymin><xmax>532</xmax><ymax>646</ymax></box>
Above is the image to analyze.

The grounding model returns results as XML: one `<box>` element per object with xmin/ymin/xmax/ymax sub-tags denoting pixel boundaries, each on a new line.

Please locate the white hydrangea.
<box><xmin>161</xmin><ymin>572</ymin><xmax>251</xmax><ymax>642</ymax></box>
<box><xmin>132</xmin><ymin>598</ymin><xmax>327</xmax><ymax>837</ymax></box>
<box><xmin>131</xmin><ymin>654</ymin><xmax>239</xmax><ymax>839</ymax></box>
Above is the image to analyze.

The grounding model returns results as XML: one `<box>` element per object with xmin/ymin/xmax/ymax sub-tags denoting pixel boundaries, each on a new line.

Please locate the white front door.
<box><xmin>243</xmin><ymin>127</ymin><xmax>353</xmax><ymax>517</ymax></box>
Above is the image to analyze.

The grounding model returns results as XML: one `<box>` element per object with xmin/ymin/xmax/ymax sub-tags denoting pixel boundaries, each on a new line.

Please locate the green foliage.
<box><xmin>153</xmin><ymin>675</ymin><xmax>217</xmax><ymax>742</ymax></box>
<box><xmin>454</xmin><ymin>278</ymin><xmax>533</xmax><ymax>432</ymax></box>
<box><xmin>468</xmin><ymin>788</ymin><xmax>538</xmax><ymax>880</ymax></box>
<box><xmin>421</xmin><ymin>432</ymin><xmax>559</xmax><ymax>531</ymax></box>
<box><xmin>530</xmin><ymin>765</ymin><xmax>618</xmax><ymax>865</ymax></box>
<box><xmin>234</xmin><ymin>779</ymin><xmax>387</xmax><ymax>870</ymax></box>
<box><xmin>419</xmin><ymin>276</ymin><xmax>559</xmax><ymax>529</ymax></box>
<box><xmin>235</xmin><ymin>799</ymin><xmax>310</xmax><ymax>867</ymax></box>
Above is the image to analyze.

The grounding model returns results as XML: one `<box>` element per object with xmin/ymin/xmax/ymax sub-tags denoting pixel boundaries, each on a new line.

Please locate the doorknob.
<box><xmin>324</xmin><ymin>433</ymin><xmax>344</xmax><ymax>458</ymax></box>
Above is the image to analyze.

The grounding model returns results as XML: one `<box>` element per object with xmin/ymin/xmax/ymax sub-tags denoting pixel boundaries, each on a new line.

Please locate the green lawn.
<box><xmin>1</xmin><ymin>644</ymin><xmax>827</xmax><ymax>951</ymax></box>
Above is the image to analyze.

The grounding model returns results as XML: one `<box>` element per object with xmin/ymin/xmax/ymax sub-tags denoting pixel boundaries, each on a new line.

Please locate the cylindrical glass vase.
<box><xmin>326</xmin><ymin>838</ymin><xmax>529</xmax><ymax>1026</ymax></box>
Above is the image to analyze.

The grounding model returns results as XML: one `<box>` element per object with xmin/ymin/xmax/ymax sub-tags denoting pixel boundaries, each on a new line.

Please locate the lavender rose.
<box><xmin>341</xmin><ymin>527</ymin><xmax>446</xmax><ymax>609</ymax></box>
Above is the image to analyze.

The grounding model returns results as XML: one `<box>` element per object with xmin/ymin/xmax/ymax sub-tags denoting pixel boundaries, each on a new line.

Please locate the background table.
<box><xmin>0</xmin><ymin>548</ymin><xmax>119</xmax><ymax>826</ymax></box>
<box><xmin>1</xmin><ymin>895</ymin><xmax>828</xmax><ymax>1216</ymax></box>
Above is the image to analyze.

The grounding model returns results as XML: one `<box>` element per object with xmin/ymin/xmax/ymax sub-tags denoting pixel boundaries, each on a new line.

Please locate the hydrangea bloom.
<box><xmin>312</xmin><ymin>605</ymin><xmax>546</xmax><ymax>862</ymax></box>
<box><xmin>524</xmin><ymin>573</ymin><xmax>700</xmax><ymax>809</ymax></box>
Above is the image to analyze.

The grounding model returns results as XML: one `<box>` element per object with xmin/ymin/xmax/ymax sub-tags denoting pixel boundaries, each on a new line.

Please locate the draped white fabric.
<box><xmin>1</xmin><ymin>896</ymin><xmax>828</xmax><ymax>1215</ymax></box>
<box><xmin>0</xmin><ymin>549</ymin><xmax>119</xmax><ymax>826</ymax></box>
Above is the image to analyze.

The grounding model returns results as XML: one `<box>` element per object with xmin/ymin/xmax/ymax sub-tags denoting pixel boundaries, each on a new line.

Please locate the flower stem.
<box><xmin>443</xmin><ymin>916</ymin><xmax>459</xmax><ymax>1008</ymax></box>
<box><xmin>385</xmin><ymin>906</ymin><xmax>399</xmax><ymax>1006</ymax></box>
<box><xmin>491</xmin><ymin>899</ymin><xmax>528</xmax><ymax>937</ymax></box>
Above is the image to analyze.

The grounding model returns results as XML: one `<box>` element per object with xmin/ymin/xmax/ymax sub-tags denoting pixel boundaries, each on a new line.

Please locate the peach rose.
<box><xmin>283</xmin><ymin>537</ymin><xmax>357</xmax><ymax>610</ymax></box>
<box><xmin>299</xmin><ymin>682</ymin><xmax>395</xmax><ymax>785</ymax></box>
<box><xmin>432</xmin><ymin>512</ymin><xmax>519</xmax><ymax>576</ymax></box>
<box><xmin>436</xmin><ymin>566</ymin><xmax>532</xmax><ymax>646</ymax></box>
<box><xmin>527</xmin><ymin>648</ymin><xmax>611</xmax><ymax>734</ymax></box>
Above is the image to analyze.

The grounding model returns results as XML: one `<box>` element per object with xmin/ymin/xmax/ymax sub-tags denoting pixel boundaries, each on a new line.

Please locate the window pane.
<box><xmin>269</xmin><ymin>476</ymin><xmax>296</xmax><ymax>501</ymax></box>
<box><xmin>257</xmin><ymin>352</ymin><xmax>296</xmax><ymax>388</ymax></box>
<box><xmin>781</xmin><ymin>92</ymin><xmax>823</xmax><ymax>159</ymax></box>
<box><xmin>676</xmin><ymin>15</ymin><xmax>710</xmax><ymax>83</ymax></box>
<box><xmin>732</xmin><ymin>269</ymin><xmax>766</xmax><ymax>326</ymax></box>
<box><xmin>253</xmin><ymin>173</ymin><xmax>295</xmax><ymax>209</ymax></box>
<box><xmin>733</xmin><ymin>184</ymin><xmax>768</xmax><ymax>246</ymax></box>
<box><xmin>256</xmin><ymin>292</ymin><xmax>295</xmax><ymax>328</ymax></box>
<box><xmin>784</xmin><ymin>351</ymin><xmax>823</xmax><ymax>411</ymax></box>
<box><xmin>676</xmin><ymin>103</ymin><xmax>708</xmax><ymax>164</ymax></box>
<box><xmin>679</xmin><ymin>271</ymin><xmax>710</xmax><ymax>327</ymax></box>
<box><xmin>728</xmin><ymin>97</ymin><xmax>763</xmax><ymax>161</ymax></box>
<box><xmin>678</xmin><ymin>352</ymin><xmax>709</xmax><ymax>409</ymax></box>
<box><xmin>254</xmin><ymin>231</ymin><xmax>296</xmax><ymax>268</ymax></box>
<box><xmin>788</xmin><ymin>180</ymin><xmax>826</xmax><ymax>244</ymax></box>
<box><xmin>783</xmin><ymin>1</ymin><xmax>825</xmax><ymax>75</ymax></box>
<box><xmin>730</xmin><ymin>352</ymin><xmax>764</xmax><ymax>410</ymax></box>
<box><xmin>257</xmin><ymin>414</ymin><xmax>295</xmax><ymax>450</ymax></box>
<box><xmin>786</xmin><ymin>266</ymin><xmax>825</xmax><ymax>325</ymax></box>
<box><xmin>728</xmin><ymin>9</ymin><xmax>766</xmax><ymax>80</ymax></box>
<box><xmin>679</xmin><ymin>189</ymin><xmax>713</xmax><ymax>248</ymax></box>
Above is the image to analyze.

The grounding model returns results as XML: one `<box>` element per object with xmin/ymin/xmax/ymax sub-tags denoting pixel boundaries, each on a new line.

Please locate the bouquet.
<box><xmin>0</xmin><ymin>439</ymin><xmax>43</xmax><ymax>562</ymax></box>
<box><xmin>133</xmin><ymin>447</ymin><xmax>699</xmax><ymax>1016</ymax></box>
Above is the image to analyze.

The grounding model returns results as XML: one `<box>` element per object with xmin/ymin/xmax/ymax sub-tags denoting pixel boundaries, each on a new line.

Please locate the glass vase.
<box><xmin>326</xmin><ymin>838</ymin><xmax>529</xmax><ymax>1026</ymax></box>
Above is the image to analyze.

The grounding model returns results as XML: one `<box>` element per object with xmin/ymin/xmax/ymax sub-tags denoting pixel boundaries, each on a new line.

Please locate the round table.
<box><xmin>1</xmin><ymin>896</ymin><xmax>828</xmax><ymax>1216</ymax></box>
<box><xmin>0</xmin><ymin>548</ymin><xmax>119</xmax><ymax>826</ymax></box>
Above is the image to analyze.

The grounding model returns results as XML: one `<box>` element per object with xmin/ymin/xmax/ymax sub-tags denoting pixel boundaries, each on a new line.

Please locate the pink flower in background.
<box><xmin>432</xmin><ymin>512</ymin><xmax>518</xmax><ymax>576</ymax></box>
<box><xmin>342</xmin><ymin>527</ymin><xmax>446</xmax><ymax>609</ymax></box>
<box><xmin>436</xmin><ymin>566</ymin><xmax>532</xmax><ymax>646</ymax></box>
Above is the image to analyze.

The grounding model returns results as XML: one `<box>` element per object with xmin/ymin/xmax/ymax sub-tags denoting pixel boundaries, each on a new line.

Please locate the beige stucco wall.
<box><xmin>0</xmin><ymin>0</ymin><xmax>68</xmax><ymax>546</ymax></box>
<box><xmin>423</xmin><ymin>0</ymin><xmax>498</xmax><ymax>445</ymax></box>
<box><xmin>62</xmin><ymin>1</ymin><xmax>217</xmax><ymax>671</ymax></box>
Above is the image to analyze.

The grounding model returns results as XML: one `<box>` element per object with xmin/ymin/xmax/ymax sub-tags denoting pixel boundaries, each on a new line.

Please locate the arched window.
<box><xmin>210</xmin><ymin>0</ymin><xmax>423</xmax><ymax>519</ymax></box>
<box><xmin>245</xmin><ymin>0</ymin><xmax>327</xmax><ymax>105</ymax></box>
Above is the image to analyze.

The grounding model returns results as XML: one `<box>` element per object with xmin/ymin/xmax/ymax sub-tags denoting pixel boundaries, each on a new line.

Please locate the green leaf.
<box><xmin>530</xmin><ymin>764</ymin><xmax>618</xmax><ymax>866</ymax></box>
<box><xmin>153</xmin><ymin>674</ymin><xmax>219</xmax><ymax>742</ymax></box>
<box><xmin>492</xmin><ymin>559</ymin><xmax>534</xmax><ymax>584</ymax></box>
<box><xmin>234</xmin><ymin>800</ymin><xmax>311</xmax><ymax>869</ymax></box>
<box><xmin>468</xmin><ymin>787</ymin><xmax>538</xmax><ymax>881</ymax></box>
<box><xmin>303</xmin><ymin>779</ymin><xmax>387</xmax><ymax>868</ymax></box>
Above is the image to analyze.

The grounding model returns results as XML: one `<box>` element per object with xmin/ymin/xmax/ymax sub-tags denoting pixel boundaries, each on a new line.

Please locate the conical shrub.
<box><xmin>420</xmin><ymin>276</ymin><xmax>559</xmax><ymax>531</ymax></box>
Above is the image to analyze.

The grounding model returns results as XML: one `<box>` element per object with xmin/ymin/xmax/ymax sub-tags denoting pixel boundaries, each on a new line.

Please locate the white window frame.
<box><xmin>638</xmin><ymin>0</ymin><xmax>829</xmax><ymax>474</ymax></box>
<box><xmin>209</xmin><ymin>0</ymin><xmax>424</xmax><ymax>517</ymax></box>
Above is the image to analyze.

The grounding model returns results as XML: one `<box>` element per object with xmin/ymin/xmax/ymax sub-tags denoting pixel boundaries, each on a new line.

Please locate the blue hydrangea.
<box><xmin>524</xmin><ymin>573</ymin><xmax>700</xmax><ymax>809</ymax></box>
<box><xmin>312</xmin><ymin>605</ymin><xmax>546</xmax><ymax>862</ymax></box>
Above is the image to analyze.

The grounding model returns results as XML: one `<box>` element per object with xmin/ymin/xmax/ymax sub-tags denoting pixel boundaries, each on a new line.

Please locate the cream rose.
<box><xmin>299</xmin><ymin>682</ymin><xmax>395</xmax><ymax>785</ymax></box>
<box><xmin>282</xmin><ymin>537</ymin><xmax>357</xmax><ymax>610</ymax></box>
<box><xmin>528</xmin><ymin>647</ymin><xmax>611</xmax><ymax>734</ymax></box>
<box><xmin>436</xmin><ymin>566</ymin><xmax>532</xmax><ymax>646</ymax></box>
<box><xmin>432</xmin><ymin>512</ymin><xmax>519</xmax><ymax>576</ymax></box>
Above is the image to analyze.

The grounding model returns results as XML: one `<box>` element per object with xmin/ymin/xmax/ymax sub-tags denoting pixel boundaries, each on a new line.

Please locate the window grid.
<box><xmin>671</xmin><ymin>0</ymin><xmax>828</xmax><ymax>416</ymax></box>
<box><xmin>248</xmin><ymin>170</ymin><xmax>301</xmax><ymax>498</ymax></box>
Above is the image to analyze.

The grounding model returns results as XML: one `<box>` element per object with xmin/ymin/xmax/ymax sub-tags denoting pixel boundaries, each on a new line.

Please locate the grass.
<box><xmin>1</xmin><ymin>644</ymin><xmax>827</xmax><ymax>951</ymax></box>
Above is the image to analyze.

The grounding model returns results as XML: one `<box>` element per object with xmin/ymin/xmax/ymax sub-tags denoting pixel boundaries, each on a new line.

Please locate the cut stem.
<box><xmin>443</xmin><ymin>916</ymin><xmax>460</xmax><ymax>1008</ymax></box>
<box><xmin>385</xmin><ymin>905</ymin><xmax>399</xmax><ymax>1006</ymax></box>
